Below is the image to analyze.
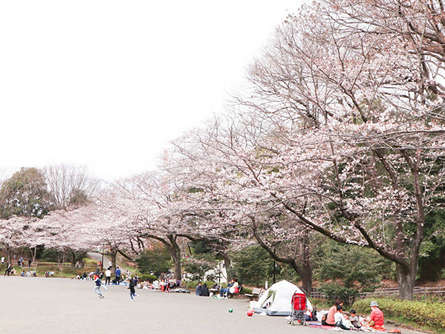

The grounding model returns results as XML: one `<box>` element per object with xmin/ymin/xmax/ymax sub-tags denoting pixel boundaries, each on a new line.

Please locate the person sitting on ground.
<box><xmin>368</xmin><ymin>301</ymin><xmax>384</xmax><ymax>330</ymax></box>
<box><xmin>349</xmin><ymin>309</ymin><xmax>361</xmax><ymax>328</ymax></box>
<box><xmin>227</xmin><ymin>279</ymin><xmax>240</xmax><ymax>298</ymax></box>
<box><xmin>305</xmin><ymin>308</ymin><xmax>317</xmax><ymax>322</ymax></box>
<box><xmin>200</xmin><ymin>283</ymin><xmax>210</xmax><ymax>297</ymax></box>
<box><xmin>219</xmin><ymin>280</ymin><xmax>234</xmax><ymax>297</ymax></box>
<box><xmin>322</xmin><ymin>299</ymin><xmax>343</xmax><ymax>326</ymax></box>
<box><xmin>334</xmin><ymin>305</ymin><xmax>351</xmax><ymax>330</ymax></box>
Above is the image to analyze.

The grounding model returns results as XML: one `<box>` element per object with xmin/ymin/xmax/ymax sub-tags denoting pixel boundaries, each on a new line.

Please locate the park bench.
<box><xmin>245</xmin><ymin>288</ymin><xmax>262</xmax><ymax>300</ymax></box>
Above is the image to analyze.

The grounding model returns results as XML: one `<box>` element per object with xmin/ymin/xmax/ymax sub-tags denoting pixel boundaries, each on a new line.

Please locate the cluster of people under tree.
<box><xmin>76</xmin><ymin>266</ymin><xmax>127</xmax><ymax>284</ymax></box>
<box><xmin>322</xmin><ymin>299</ymin><xmax>384</xmax><ymax>330</ymax></box>
<box><xmin>2</xmin><ymin>255</ymin><xmax>34</xmax><ymax>277</ymax></box>
<box><xmin>159</xmin><ymin>276</ymin><xmax>182</xmax><ymax>292</ymax></box>
<box><xmin>195</xmin><ymin>279</ymin><xmax>240</xmax><ymax>298</ymax></box>
<box><xmin>195</xmin><ymin>282</ymin><xmax>210</xmax><ymax>296</ymax></box>
<box><xmin>92</xmin><ymin>268</ymin><xmax>139</xmax><ymax>301</ymax></box>
<box><xmin>1</xmin><ymin>256</ymin><xmax>32</xmax><ymax>268</ymax></box>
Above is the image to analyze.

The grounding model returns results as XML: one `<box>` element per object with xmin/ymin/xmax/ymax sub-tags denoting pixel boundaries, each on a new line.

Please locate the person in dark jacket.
<box><xmin>94</xmin><ymin>277</ymin><xmax>104</xmax><ymax>299</ymax></box>
<box><xmin>200</xmin><ymin>283</ymin><xmax>210</xmax><ymax>297</ymax></box>
<box><xmin>129</xmin><ymin>277</ymin><xmax>136</xmax><ymax>301</ymax></box>
<box><xmin>115</xmin><ymin>267</ymin><xmax>121</xmax><ymax>284</ymax></box>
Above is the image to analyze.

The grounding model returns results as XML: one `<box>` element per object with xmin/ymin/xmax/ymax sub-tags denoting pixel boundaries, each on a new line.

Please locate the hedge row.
<box><xmin>352</xmin><ymin>298</ymin><xmax>445</xmax><ymax>331</ymax></box>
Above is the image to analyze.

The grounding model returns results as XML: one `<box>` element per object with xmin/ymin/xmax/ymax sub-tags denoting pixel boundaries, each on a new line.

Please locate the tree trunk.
<box><xmin>32</xmin><ymin>247</ymin><xmax>37</xmax><ymax>267</ymax></box>
<box><xmin>167</xmin><ymin>235</ymin><xmax>182</xmax><ymax>281</ymax></box>
<box><xmin>397</xmin><ymin>263</ymin><xmax>416</xmax><ymax>300</ymax></box>
<box><xmin>300</xmin><ymin>229</ymin><xmax>312</xmax><ymax>294</ymax></box>
<box><xmin>6</xmin><ymin>246</ymin><xmax>11</xmax><ymax>263</ymax></box>
<box><xmin>222</xmin><ymin>253</ymin><xmax>232</xmax><ymax>282</ymax></box>
<box><xmin>71</xmin><ymin>251</ymin><xmax>76</xmax><ymax>268</ymax></box>
<box><xmin>173</xmin><ymin>254</ymin><xmax>181</xmax><ymax>281</ymax></box>
<box><xmin>110</xmin><ymin>250</ymin><xmax>117</xmax><ymax>272</ymax></box>
<box><xmin>167</xmin><ymin>246</ymin><xmax>182</xmax><ymax>281</ymax></box>
<box><xmin>300</xmin><ymin>262</ymin><xmax>312</xmax><ymax>294</ymax></box>
<box><xmin>58</xmin><ymin>253</ymin><xmax>63</xmax><ymax>271</ymax></box>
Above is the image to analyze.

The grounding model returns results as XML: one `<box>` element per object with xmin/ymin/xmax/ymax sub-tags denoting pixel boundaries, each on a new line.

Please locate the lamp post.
<box><xmin>273</xmin><ymin>259</ymin><xmax>276</xmax><ymax>284</ymax></box>
<box><xmin>101</xmin><ymin>245</ymin><xmax>104</xmax><ymax>271</ymax></box>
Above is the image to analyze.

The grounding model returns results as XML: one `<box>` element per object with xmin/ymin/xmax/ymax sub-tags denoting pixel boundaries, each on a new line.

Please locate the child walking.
<box><xmin>94</xmin><ymin>276</ymin><xmax>105</xmax><ymax>299</ymax></box>
<box><xmin>129</xmin><ymin>277</ymin><xmax>136</xmax><ymax>301</ymax></box>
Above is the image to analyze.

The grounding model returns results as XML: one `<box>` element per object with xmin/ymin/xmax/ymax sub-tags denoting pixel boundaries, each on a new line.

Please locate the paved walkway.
<box><xmin>86</xmin><ymin>252</ymin><xmax>112</xmax><ymax>268</ymax></box>
<box><xmin>0</xmin><ymin>277</ymin><xmax>425</xmax><ymax>334</ymax></box>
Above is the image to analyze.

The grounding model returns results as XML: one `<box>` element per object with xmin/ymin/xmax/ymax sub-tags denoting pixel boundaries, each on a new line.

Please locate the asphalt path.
<box><xmin>0</xmin><ymin>277</ymin><xmax>425</xmax><ymax>334</ymax></box>
<box><xmin>86</xmin><ymin>252</ymin><xmax>112</xmax><ymax>269</ymax></box>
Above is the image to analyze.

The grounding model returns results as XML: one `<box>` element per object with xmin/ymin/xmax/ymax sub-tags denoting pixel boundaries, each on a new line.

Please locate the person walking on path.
<box><xmin>4</xmin><ymin>263</ymin><xmax>13</xmax><ymax>276</ymax></box>
<box><xmin>115</xmin><ymin>266</ymin><xmax>121</xmax><ymax>284</ymax></box>
<box><xmin>94</xmin><ymin>276</ymin><xmax>105</xmax><ymax>299</ymax></box>
<box><xmin>105</xmin><ymin>267</ymin><xmax>111</xmax><ymax>285</ymax></box>
<box><xmin>129</xmin><ymin>277</ymin><xmax>137</xmax><ymax>301</ymax></box>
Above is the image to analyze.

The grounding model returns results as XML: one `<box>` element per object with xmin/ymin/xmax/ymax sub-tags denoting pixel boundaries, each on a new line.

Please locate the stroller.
<box><xmin>289</xmin><ymin>291</ymin><xmax>307</xmax><ymax>326</ymax></box>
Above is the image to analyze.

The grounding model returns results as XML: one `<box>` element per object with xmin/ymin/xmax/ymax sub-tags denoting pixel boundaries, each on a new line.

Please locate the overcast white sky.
<box><xmin>0</xmin><ymin>0</ymin><xmax>301</xmax><ymax>180</ymax></box>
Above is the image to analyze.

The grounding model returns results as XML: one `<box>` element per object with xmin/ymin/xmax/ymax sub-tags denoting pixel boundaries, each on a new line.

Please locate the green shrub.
<box><xmin>184</xmin><ymin>280</ymin><xmax>217</xmax><ymax>290</ymax></box>
<box><xmin>136</xmin><ymin>246</ymin><xmax>171</xmax><ymax>277</ymax></box>
<box><xmin>310</xmin><ymin>298</ymin><xmax>332</xmax><ymax>310</ymax></box>
<box><xmin>138</xmin><ymin>273</ymin><xmax>157</xmax><ymax>282</ymax></box>
<box><xmin>242</xmin><ymin>287</ymin><xmax>252</xmax><ymax>295</ymax></box>
<box><xmin>320</xmin><ymin>283</ymin><xmax>359</xmax><ymax>306</ymax></box>
<box><xmin>353</xmin><ymin>298</ymin><xmax>445</xmax><ymax>331</ymax></box>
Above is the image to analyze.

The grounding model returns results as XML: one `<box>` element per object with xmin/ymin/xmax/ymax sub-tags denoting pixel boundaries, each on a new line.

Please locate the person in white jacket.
<box><xmin>105</xmin><ymin>268</ymin><xmax>111</xmax><ymax>285</ymax></box>
<box><xmin>334</xmin><ymin>305</ymin><xmax>352</xmax><ymax>330</ymax></box>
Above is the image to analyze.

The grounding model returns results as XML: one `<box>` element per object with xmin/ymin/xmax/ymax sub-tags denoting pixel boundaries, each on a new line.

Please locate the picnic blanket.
<box><xmin>307</xmin><ymin>322</ymin><xmax>398</xmax><ymax>333</ymax></box>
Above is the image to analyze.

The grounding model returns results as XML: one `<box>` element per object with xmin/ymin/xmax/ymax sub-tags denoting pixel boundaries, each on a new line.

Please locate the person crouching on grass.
<box><xmin>368</xmin><ymin>301</ymin><xmax>384</xmax><ymax>330</ymax></box>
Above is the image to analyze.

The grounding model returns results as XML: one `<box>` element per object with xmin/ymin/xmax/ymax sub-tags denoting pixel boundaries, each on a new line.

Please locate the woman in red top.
<box><xmin>369</xmin><ymin>301</ymin><xmax>385</xmax><ymax>330</ymax></box>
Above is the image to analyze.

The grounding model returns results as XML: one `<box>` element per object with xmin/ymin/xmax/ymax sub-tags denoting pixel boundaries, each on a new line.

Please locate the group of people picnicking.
<box><xmin>75</xmin><ymin>265</ymin><xmax>125</xmax><ymax>284</ymax></box>
<box><xmin>195</xmin><ymin>278</ymin><xmax>240</xmax><ymax>298</ymax></box>
<box><xmin>321</xmin><ymin>299</ymin><xmax>385</xmax><ymax>331</ymax></box>
<box><xmin>2</xmin><ymin>256</ymin><xmax>33</xmax><ymax>276</ymax></box>
<box><xmin>158</xmin><ymin>278</ymin><xmax>182</xmax><ymax>292</ymax></box>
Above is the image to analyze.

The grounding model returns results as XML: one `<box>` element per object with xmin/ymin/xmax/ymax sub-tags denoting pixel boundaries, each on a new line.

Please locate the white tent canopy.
<box><xmin>250</xmin><ymin>280</ymin><xmax>313</xmax><ymax>316</ymax></box>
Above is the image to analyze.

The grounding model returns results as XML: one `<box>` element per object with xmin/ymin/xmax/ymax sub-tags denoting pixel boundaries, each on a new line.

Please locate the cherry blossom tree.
<box><xmin>229</xmin><ymin>1</ymin><xmax>445</xmax><ymax>299</ymax></box>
